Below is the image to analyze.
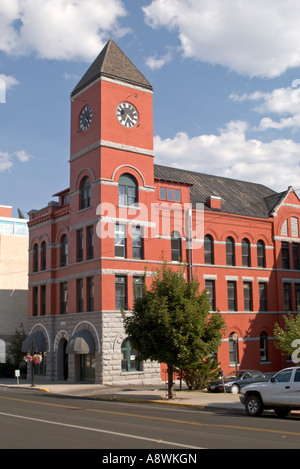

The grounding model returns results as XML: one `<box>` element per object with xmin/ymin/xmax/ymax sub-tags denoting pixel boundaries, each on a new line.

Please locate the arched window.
<box><xmin>229</xmin><ymin>332</ymin><xmax>239</xmax><ymax>367</ymax></box>
<box><xmin>171</xmin><ymin>231</ymin><xmax>182</xmax><ymax>262</ymax></box>
<box><xmin>226</xmin><ymin>237</ymin><xmax>235</xmax><ymax>266</ymax></box>
<box><xmin>204</xmin><ymin>235</ymin><xmax>214</xmax><ymax>264</ymax></box>
<box><xmin>33</xmin><ymin>243</ymin><xmax>38</xmax><ymax>272</ymax></box>
<box><xmin>121</xmin><ymin>338</ymin><xmax>142</xmax><ymax>372</ymax></box>
<box><xmin>41</xmin><ymin>241</ymin><xmax>46</xmax><ymax>270</ymax></box>
<box><xmin>242</xmin><ymin>238</ymin><xmax>251</xmax><ymax>267</ymax></box>
<box><xmin>61</xmin><ymin>235</ymin><xmax>68</xmax><ymax>267</ymax></box>
<box><xmin>80</xmin><ymin>177</ymin><xmax>91</xmax><ymax>209</ymax></box>
<box><xmin>260</xmin><ymin>332</ymin><xmax>268</xmax><ymax>363</ymax></box>
<box><xmin>257</xmin><ymin>240</ymin><xmax>265</xmax><ymax>268</ymax></box>
<box><xmin>118</xmin><ymin>173</ymin><xmax>138</xmax><ymax>206</ymax></box>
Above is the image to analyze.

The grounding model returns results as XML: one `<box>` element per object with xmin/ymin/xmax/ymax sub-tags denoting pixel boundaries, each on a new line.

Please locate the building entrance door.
<box><xmin>80</xmin><ymin>353</ymin><xmax>95</xmax><ymax>382</ymax></box>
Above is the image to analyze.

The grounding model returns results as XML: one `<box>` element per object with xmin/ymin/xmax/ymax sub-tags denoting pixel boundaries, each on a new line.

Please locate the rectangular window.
<box><xmin>87</xmin><ymin>277</ymin><xmax>94</xmax><ymax>312</ymax></box>
<box><xmin>77</xmin><ymin>279</ymin><xmax>84</xmax><ymax>312</ymax></box>
<box><xmin>41</xmin><ymin>285</ymin><xmax>46</xmax><ymax>316</ymax></box>
<box><xmin>174</xmin><ymin>189</ymin><xmax>181</xmax><ymax>202</ymax></box>
<box><xmin>205</xmin><ymin>280</ymin><xmax>215</xmax><ymax>311</ymax></box>
<box><xmin>243</xmin><ymin>282</ymin><xmax>253</xmax><ymax>311</ymax></box>
<box><xmin>293</xmin><ymin>243</ymin><xmax>300</xmax><ymax>270</ymax></box>
<box><xmin>33</xmin><ymin>287</ymin><xmax>38</xmax><ymax>316</ymax></box>
<box><xmin>132</xmin><ymin>225</ymin><xmax>143</xmax><ymax>259</ymax></box>
<box><xmin>171</xmin><ymin>232</ymin><xmax>182</xmax><ymax>262</ymax></box>
<box><xmin>115</xmin><ymin>224</ymin><xmax>126</xmax><ymax>258</ymax></box>
<box><xmin>159</xmin><ymin>187</ymin><xmax>166</xmax><ymax>199</ymax></box>
<box><xmin>227</xmin><ymin>281</ymin><xmax>237</xmax><ymax>311</ymax></box>
<box><xmin>77</xmin><ymin>229</ymin><xmax>83</xmax><ymax>262</ymax></box>
<box><xmin>284</xmin><ymin>283</ymin><xmax>292</xmax><ymax>311</ymax></box>
<box><xmin>260</xmin><ymin>333</ymin><xmax>268</xmax><ymax>362</ymax></box>
<box><xmin>282</xmin><ymin>242</ymin><xmax>290</xmax><ymax>269</ymax></box>
<box><xmin>167</xmin><ymin>188</ymin><xmax>173</xmax><ymax>201</ymax></box>
<box><xmin>295</xmin><ymin>283</ymin><xmax>300</xmax><ymax>311</ymax></box>
<box><xmin>60</xmin><ymin>282</ymin><xmax>68</xmax><ymax>314</ymax></box>
<box><xmin>259</xmin><ymin>282</ymin><xmax>267</xmax><ymax>312</ymax></box>
<box><xmin>133</xmin><ymin>276</ymin><xmax>143</xmax><ymax>303</ymax></box>
<box><xmin>160</xmin><ymin>187</ymin><xmax>181</xmax><ymax>202</ymax></box>
<box><xmin>115</xmin><ymin>276</ymin><xmax>127</xmax><ymax>310</ymax></box>
<box><xmin>87</xmin><ymin>225</ymin><xmax>94</xmax><ymax>259</ymax></box>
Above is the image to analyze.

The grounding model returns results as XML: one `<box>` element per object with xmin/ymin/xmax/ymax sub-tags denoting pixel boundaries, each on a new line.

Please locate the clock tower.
<box><xmin>69</xmin><ymin>38</ymin><xmax>155</xmax><ymax>196</ymax></box>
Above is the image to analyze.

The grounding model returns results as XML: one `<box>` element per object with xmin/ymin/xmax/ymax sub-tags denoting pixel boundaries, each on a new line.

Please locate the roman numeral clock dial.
<box><xmin>116</xmin><ymin>102</ymin><xmax>138</xmax><ymax>128</ymax></box>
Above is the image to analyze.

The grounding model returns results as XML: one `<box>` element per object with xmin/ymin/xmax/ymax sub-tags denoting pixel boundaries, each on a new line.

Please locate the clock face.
<box><xmin>116</xmin><ymin>102</ymin><xmax>138</xmax><ymax>128</ymax></box>
<box><xmin>79</xmin><ymin>105</ymin><xmax>93</xmax><ymax>132</ymax></box>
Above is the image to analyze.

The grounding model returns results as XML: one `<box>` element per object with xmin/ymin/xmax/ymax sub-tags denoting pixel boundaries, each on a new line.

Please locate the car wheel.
<box><xmin>231</xmin><ymin>384</ymin><xmax>240</xmax><ymax>394</ymax></box>
<box><xmin>245</xmin><ymin>395</ymin><xmax>263</xmax><ymax>416</ymax></box>
<box><xmin>274</xmin><ymin>408</ymin><xmax>290</xmax><ymax>418</ymax></box>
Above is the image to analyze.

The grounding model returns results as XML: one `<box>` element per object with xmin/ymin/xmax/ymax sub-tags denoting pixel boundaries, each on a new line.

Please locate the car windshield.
<box><xmin>274</xmin><ymin>369</ymin><xmax>292</xmax><ymax>382</ymax></box>
<box><xmin>224</xmin><ymin>372</ymin><xmax>244</xmax><ymax>379</ymax></box>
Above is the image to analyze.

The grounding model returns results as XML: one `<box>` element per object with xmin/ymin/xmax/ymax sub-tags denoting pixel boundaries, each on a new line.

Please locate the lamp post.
<box><xmin>24</xmin><ymin>340</ymin><xmax>42</xmax><ymax>387</ymax></box>
<box><xmin>232</xmin><ymin>333</ymin><xmax>238</xmax><ymax>373</ymax></box>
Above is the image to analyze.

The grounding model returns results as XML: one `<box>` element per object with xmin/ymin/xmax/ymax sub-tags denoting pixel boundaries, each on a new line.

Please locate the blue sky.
<box><xmin>1</xmin><ymin>0</ymin><xmax>300</xmax><ymax>218</ymax></box>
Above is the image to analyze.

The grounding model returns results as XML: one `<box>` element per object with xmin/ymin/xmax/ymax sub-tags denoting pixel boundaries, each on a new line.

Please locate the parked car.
<box><xmin>240</xmin><ymin>367</ymin><xmax>300</xmax><ymax>417</ymax></box>
<box><xmin>207</xmin><ymin>370</ymin><xmax>268</xmax><ymax>394</ymax></box>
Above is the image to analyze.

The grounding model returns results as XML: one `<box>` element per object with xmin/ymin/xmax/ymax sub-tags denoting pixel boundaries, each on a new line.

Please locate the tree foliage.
<box><xmin>123</xmin><ymin>264</ymin><xmax>226</xmax><ymax>398</ymax></box>
<box><xmin>274</xmin><ymin>312</ymin><xmax>300</xmax><ymax>357</ymax></box>
<box><xmin>177</xmin><ymin>356</ymin><xmax>221</xmax><ymax>390</ymax></box>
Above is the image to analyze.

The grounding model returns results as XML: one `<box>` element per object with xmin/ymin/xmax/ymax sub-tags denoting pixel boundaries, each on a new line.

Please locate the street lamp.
<box><xmin>24</xmin><ymin>340</ymin><xmax>42</xmax><ymax>387</ymax></box>
<box><xmin>232</xmin><ymin>333</ymin><xmax>238</xmax><ymax>373</ymax></box>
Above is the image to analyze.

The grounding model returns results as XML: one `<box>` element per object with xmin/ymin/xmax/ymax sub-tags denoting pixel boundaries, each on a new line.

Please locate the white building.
<box><xmin>0</xmin><ymin>205</ymin><xmax>29</xmax><ymax>363</ymax></box>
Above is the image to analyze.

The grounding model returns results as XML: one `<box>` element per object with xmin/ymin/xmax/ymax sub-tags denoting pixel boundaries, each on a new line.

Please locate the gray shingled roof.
<box><xmin>154</xmin><ymin>164</ymin><xmax>279</xmax><ymax>219</ymax></box>
<box><xmin>71</xmin><ymin>39</ymin><xmax>152</xmax><ymax>96</ymax></box>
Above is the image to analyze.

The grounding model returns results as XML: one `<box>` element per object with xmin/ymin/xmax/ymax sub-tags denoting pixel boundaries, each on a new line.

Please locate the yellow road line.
<box><xmin>1</xmin><ymin>395</ymin><xmax>299</xmax><ymax>437</ymax></box>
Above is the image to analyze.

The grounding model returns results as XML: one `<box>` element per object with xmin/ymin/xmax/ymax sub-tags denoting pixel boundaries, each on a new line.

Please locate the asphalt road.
<box><xmin>0</xmin><ymin>388</ymin><xmax>300</xmax><ymax>451</ymax></box>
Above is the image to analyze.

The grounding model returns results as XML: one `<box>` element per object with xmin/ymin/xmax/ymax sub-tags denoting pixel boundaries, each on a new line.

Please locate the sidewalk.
<box><xmin>0</xmin><ymin>378</ymin><xmax>244</xmax><ymax>413</ymax></box>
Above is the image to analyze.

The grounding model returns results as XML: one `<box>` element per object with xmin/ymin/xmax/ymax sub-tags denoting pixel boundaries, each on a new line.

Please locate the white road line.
<box><xmin>0</xmin><ymin>411</ymin><xmax>203</xmax><ymax>449</ymax></box>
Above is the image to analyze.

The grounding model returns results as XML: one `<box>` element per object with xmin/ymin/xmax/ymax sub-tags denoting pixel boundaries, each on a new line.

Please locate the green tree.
<box><xmin>274</xmin><ymin>312</ymin><xmax>300</xmax><ymax>358</ymax></box>
<box><xmin>0</xmin><ymin>324</ymin><xmax>27</xmax><ymax>378</ymax></box>
<box><xmin>8</xmin><ymin>324</ymin><xmax>27</xmax><ymax>368</ymax></box>
<box><xmin>123</xmin><ymin>264</ymin><xmax>226</xmax><ymax>399</ymax></box>
<box><xmin>178</xmin><ymin>356</ymin><xmax>221</xmax><ymax>390</ymax></box>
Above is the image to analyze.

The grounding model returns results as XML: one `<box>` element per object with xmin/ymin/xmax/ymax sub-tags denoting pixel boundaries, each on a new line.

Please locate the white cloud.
<box><xmin>154</xmin><ymin>121</ymin><xmax>300</xmax><ymax>191</ymax></box>
<box><xmin>145</xmin><ymin>51</ymin><xmax>173</xmax><ymax>70</ymax></box>
<box><xmin>63</xmin><ymin>72</ymin><xmax>81</xmax><ymax>81</ymax></box>
<box><xmin>0</xmin><ymin>150</ymin><xmax>31</xmax><ymax>172</ymax></box>
<box><xmin>0</xmin><ymin>0</ymin><xmax>128</xmax><ymax>61</ymax></box>
<box><xmin>143</xmin><ymin>0</ymin><xmax>300</xmax><ymax>78</ymax></box>
<box><xmin>0</xmin><ymin>74</ymin><xmax>19</xmax><ymax>103</ymax></box>
<box><xmin>0</xmin><ymin>74</ymin><xmax>19</xmax><ymax>89</ymax></box>
<box><xmin>14</xmin><ymin>150</ymin><xmax>31</xmax><ymax>162</ymax></box>
<box><xmin>230</xmin><ymin>86</ymin><xmax>300</xmax><ymax>131</ymax></box>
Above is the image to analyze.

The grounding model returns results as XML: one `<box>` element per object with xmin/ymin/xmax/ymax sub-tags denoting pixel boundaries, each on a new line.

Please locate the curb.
<box><xmin>89</xmin><ymin>394</ymin><xmax>245</xmax><ymax>413</ymax></box>
<box><xmin>0</xmin><ymin>383</ymin><xmax>245</xmax><ymax>414</ymax></box>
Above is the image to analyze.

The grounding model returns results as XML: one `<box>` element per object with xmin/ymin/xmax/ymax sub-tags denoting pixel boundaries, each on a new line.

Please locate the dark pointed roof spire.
<box><xmin>71</xmin><ymin>38</ymin><xmax>152</xmax><ymax>97</ymax></box>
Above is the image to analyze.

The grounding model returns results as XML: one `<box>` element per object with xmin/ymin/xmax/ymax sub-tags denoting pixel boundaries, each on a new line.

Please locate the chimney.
<box><xmin>0</xmin><ymin>205</ymin><xmax>12</xmax><ymax>218</ymax></box>
<box><xmin>206</xmin><ymin>196</ymin><xmax>221</xmax><ymax>210</ymax></box>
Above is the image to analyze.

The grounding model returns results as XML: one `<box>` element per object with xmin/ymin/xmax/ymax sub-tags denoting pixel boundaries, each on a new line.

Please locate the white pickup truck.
<box><xmin>240</xmin><ymin>367</ymin><xmax>300</xmax><ymax>417</ymax></box>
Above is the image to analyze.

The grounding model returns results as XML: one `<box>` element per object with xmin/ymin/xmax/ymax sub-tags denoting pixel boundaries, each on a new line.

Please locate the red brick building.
<box><xmin>25</xmin><ymin>39</ymin><xmax>300</xmax><ymax>384</ymax></box>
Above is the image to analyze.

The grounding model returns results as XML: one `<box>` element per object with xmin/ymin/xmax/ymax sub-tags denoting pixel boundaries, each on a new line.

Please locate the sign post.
<box><xmin>15</xmin><ymin>369</ymin><xmax>20</xmax><ymax>385</ymax></box>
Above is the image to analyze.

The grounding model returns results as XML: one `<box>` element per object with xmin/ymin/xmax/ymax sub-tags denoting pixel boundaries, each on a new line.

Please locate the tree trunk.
<box><xmin>167</xmin><ymin>364</ymin><xmax>174</xmax><ymax>399</ymax></box>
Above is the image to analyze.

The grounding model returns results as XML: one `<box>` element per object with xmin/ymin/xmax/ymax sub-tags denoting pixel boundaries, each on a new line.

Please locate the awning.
<box><xmin>66</xmin><ymin>330</ymin><xmax>95</xmax><ymax>354</ymax></box>
<box><xmin>22</xmin><ymin>331</ymin><xmax>47</xmax><ymax>353</ymax></box>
